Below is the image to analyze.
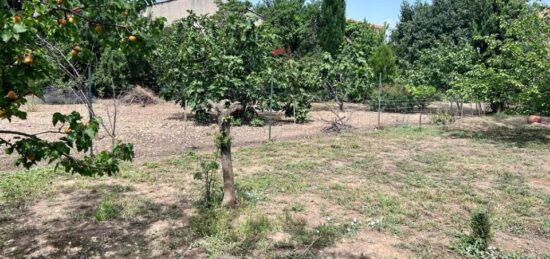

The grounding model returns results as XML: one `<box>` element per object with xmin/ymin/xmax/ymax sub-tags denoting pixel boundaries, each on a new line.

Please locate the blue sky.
<box><xmin>249</xmin><ymin>0</ymin><xmax>550</xmax><ymax>28</ymax></box>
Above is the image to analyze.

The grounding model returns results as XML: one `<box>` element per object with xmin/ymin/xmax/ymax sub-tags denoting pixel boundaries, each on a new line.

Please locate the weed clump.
<box><xmin>93</xmin><ymin>195</ymin><xmax>123</xmax><ymax>221</ymax></box>
<box><xmin>451</xmin><ymin>209</ymin><xmax>505</xmax><ymax>258</ymax></box>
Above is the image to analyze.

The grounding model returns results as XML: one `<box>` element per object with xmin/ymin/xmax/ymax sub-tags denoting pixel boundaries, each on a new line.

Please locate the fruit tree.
<box><xmin>1</xmin><ymin>0</ymin><xmax>162</xmax><ymax>175</ymax></box>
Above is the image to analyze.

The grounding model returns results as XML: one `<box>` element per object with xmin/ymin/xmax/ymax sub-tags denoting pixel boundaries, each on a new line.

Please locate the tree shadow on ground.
<box><xmin>443</xmin><ymin>123</ymin><xmax>549</xmax><ymax>148</ymax></box>
<box><xmin>0</xmin><ymin>183</ymin><xmax>196</xmax><ymax>258</ymax></box>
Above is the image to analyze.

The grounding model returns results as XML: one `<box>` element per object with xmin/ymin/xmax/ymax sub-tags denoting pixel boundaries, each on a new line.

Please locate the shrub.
<box><xmin>231</xmin><ymin>117</ymin><xmax>243</xmax><ymax>127</ymax></box>
<box><xmin>250</xmin><ymin>117</ymin><xmax>265</xmax><ymax>127</ymax></box>
<box><xmin>283</xmin><ymin>101</ymin><xmax>311</xmax><ymax>124</ymax></box>
<box><xmin>430</xmin><ymin>112</ymin><xmax>455</xmax><ymax>126</ymax></box>
<box><xmin>406</xmin><ymin>85</ymin><xmax>437</xmax><ymax>108</ymax></box>
<box><xmin>451</xmin><ymin>209</ymin><xmax>495</xmax><ymax>258</ymax></box>
<box><xmin>186</xmin><ymin>152</ymin><xmax>221</xmax><ymax>208</ymax></box>
<box><xmin>470</xmin><ymin>209</ymin><xmax>491</xmax><ymax>250</ymax></box>
<box><xmin>195</xmin><ymin>110</ymin><xmax>214</xmax><ymax>125</ymax></box>
<box><xmin>368</xmin><ymin>84</ymin><xmax>415</xmax><ymax>113</ymax></box>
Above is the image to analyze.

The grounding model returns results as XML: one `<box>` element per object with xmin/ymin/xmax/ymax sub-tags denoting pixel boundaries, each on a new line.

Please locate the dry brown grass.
<box><xmin>121</xmin><ymin>86</ymin><xmax>161</xmax><ymax>106</ymax></box>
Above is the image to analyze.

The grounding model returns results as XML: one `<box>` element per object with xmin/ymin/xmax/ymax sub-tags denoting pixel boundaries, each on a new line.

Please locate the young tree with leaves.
<box><xmin>370</xmin><ymin>44</ymin><xmax>397</xmax><ymax>84</ymax></box>
<box><xmin>155</xmin><ymin>0</ymin><xmax>268</xmax><ymax>121</ymax></box>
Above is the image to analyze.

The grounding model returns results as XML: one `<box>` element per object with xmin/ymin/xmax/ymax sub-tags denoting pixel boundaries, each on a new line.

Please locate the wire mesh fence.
<box><xmin>262</xmin><ymin>99</ymin><xmax>486</xmax><ymax>141</ymax></box>
<box><xmin>1</xmin><ymin>97</ymin><xmax>488</xmax><ymax>168</ymax></box>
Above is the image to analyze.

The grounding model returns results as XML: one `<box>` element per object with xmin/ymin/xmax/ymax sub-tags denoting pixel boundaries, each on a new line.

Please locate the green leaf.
<box><xmin>2</xmin><ymin>31</ymin><xmax>12</xmax><ymax>42</ymax></box>
<box><xmin>13</xmin><ymin>24</ymin><xmax>28</xmax><ymax>34</ymax></box>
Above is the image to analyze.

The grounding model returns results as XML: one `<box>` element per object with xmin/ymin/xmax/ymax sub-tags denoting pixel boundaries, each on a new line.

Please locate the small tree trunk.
<box><xmin>325</xmin><ymin>82</ymin><xmax>343</xmax><ymax>111</ymax></box>
<box><xmin>220</xmin><ymin>136</ymin><xmax>237</xmax><ymax>206</ymax></box>
<box><xmin>208</xmin><ymin>99</ymin><xmax>242</xmax><ymax>207</ymax></box>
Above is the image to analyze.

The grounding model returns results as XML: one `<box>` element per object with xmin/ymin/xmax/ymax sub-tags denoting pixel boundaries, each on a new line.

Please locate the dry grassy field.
<box><xmin>1</xmin><ymin>109</ymin><xmax>549</xmax><ymax>258</ymax></box>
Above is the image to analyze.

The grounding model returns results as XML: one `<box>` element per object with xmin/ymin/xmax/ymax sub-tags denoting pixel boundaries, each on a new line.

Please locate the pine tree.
<box><xmin>318</xmin><ymin>0</ymin><xmax>346</xmax><ymax>55</ymax></box>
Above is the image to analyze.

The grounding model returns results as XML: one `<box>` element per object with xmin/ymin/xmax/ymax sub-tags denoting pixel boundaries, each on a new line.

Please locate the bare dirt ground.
<box><xmin>1</xmin><ymin>101</ymin><xmax>441</xmax><ymax>171</ymax></box>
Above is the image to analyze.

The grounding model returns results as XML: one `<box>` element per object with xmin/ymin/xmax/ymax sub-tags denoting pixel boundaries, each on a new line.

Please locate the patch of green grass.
<box><xmin>377</xmin><ymin>125</ymin><xmax>440</xmax><ymax>139</ymax></box>
<box><xmin>93</xmin><ymin>194</ymin><xmax>123</xmax><ymax>221</ymax></box>
<box><xmin>289</xmin><ymin>202</ymin><xmax>305</xmax><ymax>212</ymax></box>
<box><xmin>93</xmin><ymin>194</ymin><xmax>160</xmax><ymax>222</ymax></box>
<box><xmin>280</xmin><ymin>212</ymin><xmax>360</xmax><ymax>251</ymax></box>
<box><xmin>239</xmin><ymin>171</ymin><xmax>307</xmax><ymax>195</ymax></box>
<box><xmin>0</xmin><ymin>168</ymin><xmax>61</xmax><ymax>204</ymax></box>
<box><xmin>117</xmin><ymin>169</ymin><xmax>157</xmax><ymax>183</ymax></box>
<box><xmin>188</xmin><ymin>206</ymin><xmax>274</xmax><ymax>256</ymax></box>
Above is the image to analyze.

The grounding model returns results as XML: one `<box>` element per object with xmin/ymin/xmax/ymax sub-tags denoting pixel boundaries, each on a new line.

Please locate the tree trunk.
<box><xmin>207</xmin><ymin>99</ymin><xmax>242</xmax><ymax>207</ymax></box>
<box><xmin>220</xmin><ymin>141</ymin><xmax>237</xmax><ymax>206</ymax></box>
<box><xmin>325</xmin><ymin>82</ymin><xmax>344</xmax><ymax>111</ymax></box>
<box><xmin>490</xmin><ymin>102</ymin><xmax>504</xmax><ymax>114</ymax></box>
<box><xmin>219</xmin><ymin>121</ymin><xmax>237</xmax><ymax>206</ymax></box>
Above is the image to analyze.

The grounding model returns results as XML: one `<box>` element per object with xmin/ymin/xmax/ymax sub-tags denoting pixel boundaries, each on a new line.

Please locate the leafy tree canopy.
<box><xmin>1</xmin><ymin>0</ymin><xmax>162</xmax><ymax>175</ymax></box>
<box><xmin>318</xmin><ymin>0</ymin><xmax>346</xmax><ymax>55</ymax></box>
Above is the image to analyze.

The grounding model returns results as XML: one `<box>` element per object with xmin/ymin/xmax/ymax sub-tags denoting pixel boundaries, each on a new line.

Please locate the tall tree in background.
<box><xmin>391</xmin><ymin>0</ymin><xmax>487</xmax><ymax>66</ymax></box>
<box><xmin>318</xmin><ymin>0</ymin><xmax>346</xmax><ymax>55</ymax></box>
<box><xmin>255</xmin><ymin>0</ymin><xmax>321</xmax><ymax>56</ymax></box>
<box><xmin>370</xmin><ymin>44</ymin><xmax>397</xmax><ymax>84</ymax></box>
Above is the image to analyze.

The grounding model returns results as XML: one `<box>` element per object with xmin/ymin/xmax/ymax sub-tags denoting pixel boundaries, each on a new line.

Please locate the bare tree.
<box><xmin>207</xmin><ymin>99</ymin><xmax>242</xmax><ymax>206</ymax></box>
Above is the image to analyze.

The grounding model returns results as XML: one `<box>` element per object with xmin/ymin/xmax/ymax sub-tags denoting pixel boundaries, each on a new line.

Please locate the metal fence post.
<box><xmin>269</xmin><ymin>77</ymin><xmax>273</xmax><ymax>142</ymax></box>
<box><xmin>87</xmin><ymin>66</ymin><xmax>94</xmax><ymax>155</ymax></box>
<box><xmin>419</xmin><ymin>107</ymin><xmax>422</xmax><ymax>129</ymax></box>
<box><xmin>377</xmin><ymin>72</ymin><xmax>381</xmax><ymax>128</ymax></box>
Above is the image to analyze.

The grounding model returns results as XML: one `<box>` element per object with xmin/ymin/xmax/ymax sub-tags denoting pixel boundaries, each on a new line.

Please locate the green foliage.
<box><xmin>254</xmin><ymin>0</ymin><xmax>321</xmax><ymax>55</ymax></box>
<box><xmin>430</xmin><ymin>112</ymin><xmax>455</xmax><ymax>126</ymax></box>
<box><xmin>250</xmin><ymin>117</ymin><xmax>265</xmax><ymax>127</ymax></box>
<box><xmin>2</xmin><ymin>112</ymin><xmax>133</xmax><ymax>176</ymax></box>
<box><xmin>93</xmin><ymin>194</ymin><xmax>123</xmax><ymax>222</ymax></box>
<box><xmin>321</xmin><ymin>50</ymin><xmax>372</xmax><ymax>103</ymax></box>
<box><xmin>318</xmin><ymin>0</ymin><xmax>346</xmax><ymax>55</ymax></box>
<box><xmin>408</xmin><ymin>42</ymin><xmax>478</xmax><ymax>95</ymax></box>
<box><xmin>0</xmin><ymin>168</ymin><xmax>59</xmax><ymax>204</ymax></box>
<box><xmin>92</xmin><ymin>47</ymin><xmax>129</xmax><ymax>97</ymax></box>
<box><xmin>470</xmin><ymin>209</ymin><xmax>492</xmax><ymax>250</ymax></box>
<box><xmin>467</xmin><ymin>2</ymin><xmax>550</xmax><ymax>114</ymax></box>
<box><xmin>393</xmin><ymin>0</ymin><xmax>550</xmax><ymax>115</ymax></box>
<box><xmin>155</xmin><ymin>0</ymin><xmax>267</xmax><ymax>118</ymax></box>
<box><xmin>368</xmin><ymin>84</ymin><xmax>418</xmax><ymax>112</ymax></box>
<box><xmin>230</xmin><ymin>117</ymin><xmax>243</xmax><ymax>127</ymax></box>
<box><xmin>258</xmin><ymin>58</ymin><xmax>317</xmax><ymax>122</ymax></box>
<box><xmin>1</xmin><ymin>0</ymin><xmax>160</xmax><ymax>175</ymax></box>
<box><xmin>187</xmin><ymin>152</ymin><xmax>220</xmax><ymax>207</ymax></box>
<box><xmin>215</xmin><ymin>131</ymin><xmax>232</xmax><ymax>149</ymax></box>
<box><xmin>450</xmin><ymin>209</ymin><xmax>494</xmax><ymax>258</ymax></box>
<box><xmin>391</xmin><ymin>0</ymin><xmax>487</xmax><ymax>65</ymax></box>
<box><xmin>370</xmin><ymin>44</ymin><xmax>397</xmax><ymax>84</ymax></box>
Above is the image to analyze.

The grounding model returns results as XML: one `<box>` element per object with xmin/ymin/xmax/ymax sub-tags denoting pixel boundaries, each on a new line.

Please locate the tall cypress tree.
<box><xmin>318</xmin><ymin>0</ymin><xmax>346</xmax><ymax>55</ymax></box>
